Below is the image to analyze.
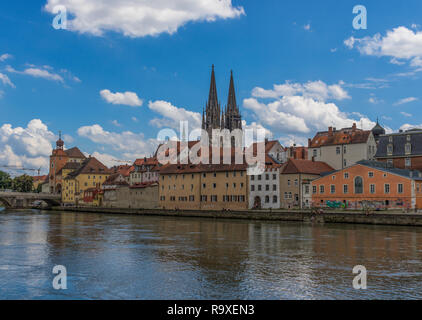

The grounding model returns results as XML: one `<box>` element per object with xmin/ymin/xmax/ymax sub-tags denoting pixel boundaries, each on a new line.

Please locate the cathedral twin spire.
<box><xmin>202</xmin><ymin>65</ymin><xmax>242</xmax><ymax>138</ymax></box>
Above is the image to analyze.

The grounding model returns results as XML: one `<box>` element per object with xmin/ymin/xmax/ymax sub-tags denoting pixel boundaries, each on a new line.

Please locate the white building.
<box><xmin>308</xmin><ymin>124</ymin><xmax>377</xmax><ymax>171</ymax></box>
<box><xmin>249</xmin><ymin>164</ymin><xmax>282</xmax><ymax>209</ymax></box>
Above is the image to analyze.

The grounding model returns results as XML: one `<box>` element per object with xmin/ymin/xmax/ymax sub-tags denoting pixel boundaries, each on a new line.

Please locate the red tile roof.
<box><xmin>281</xmin><ymin>159</ymin><xmax>334</xmax><ymax>175</ymax></box>
<box><xmin>310</xmin><ymin>126</ymin><xmax>371</xmax><ymax>148</ymax></box>
<box><xmin>65</xmin><ymin>147</ymin><xmax>86</xmax><ymax>159</ymax></box>
<box><xmin>65</xmin><ymin>157</ymin><xmax>111</xmax><ymax>179</ymax></box>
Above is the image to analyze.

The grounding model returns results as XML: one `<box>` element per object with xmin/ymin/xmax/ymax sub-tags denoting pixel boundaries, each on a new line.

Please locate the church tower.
<box><xmin>202</xmin><ymin>66</ymin><xmax>243</xmax><ymax>144</ymax></box>
<box><xmin>223</xmin><ymin>70</ymin><xmax>242</xmax><ymax>132</ymax></box>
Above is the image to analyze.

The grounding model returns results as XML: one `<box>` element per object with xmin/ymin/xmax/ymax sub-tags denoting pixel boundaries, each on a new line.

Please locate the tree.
<box><xmin>12</xmin><ymin>175</ymin><xmax>34</xmax><ymax>193</ymax></box>
<box><xmin>0</xmin><ymin>171</ymin><xmax>12</xmax><ymax>190</ymax></box>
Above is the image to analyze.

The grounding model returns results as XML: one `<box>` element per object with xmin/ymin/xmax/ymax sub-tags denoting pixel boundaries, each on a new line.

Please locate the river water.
<box><xmin>0</xmin><ymin>209</ymin><xmax>421</xmax><ymax>300</ymax></box>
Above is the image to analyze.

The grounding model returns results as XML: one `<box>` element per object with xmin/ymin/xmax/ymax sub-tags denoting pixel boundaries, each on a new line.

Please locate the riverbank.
<box><xmin>47</xmin><ymin>206</ymin><xmax>422</xmax><ymax>227</ymax></box>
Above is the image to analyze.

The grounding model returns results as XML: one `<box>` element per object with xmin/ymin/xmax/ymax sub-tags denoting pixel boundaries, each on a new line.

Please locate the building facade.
<box><xmin>130</xmin><ymin>157</ymin><xmax>160</xmax><ymax>185</ymax></box>
<box><xmin>62</xmin><ymin>157</ymin><xmax>111</xmax><ymax>206</ymax></box>
<box><xmin>279</xmin><ymin>159</ymin><xmax>334</xmax><ymax>209</ymax></box>
<box><xmin>49</xmin><ymin>133</ymin><xmax>86</xmax><ymax>194</ymax></box>
<box><xmin>308</xmin><ymin>124</ymin><xmax>377</xmax><ymax>170</ymax></box>
<box><xmin>311</xmin><ymin>160</ymin><xmax>422</xmax><ymax>210</ymax></box>
<box><xmin>375</xmin><ymin>129</ymin><xmax>422</xmax><ymax>171</ymax></box>
<box><xmin>159</xmin><ymin>162</ymin><xmax>249</xmax><ymax>211</ymax></box>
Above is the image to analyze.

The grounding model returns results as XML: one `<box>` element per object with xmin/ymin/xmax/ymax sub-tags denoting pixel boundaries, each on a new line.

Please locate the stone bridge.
<box><xmin>0</xmin><ymin>192</ymin><xmax>61</xmax><ymax>209</ymax></box>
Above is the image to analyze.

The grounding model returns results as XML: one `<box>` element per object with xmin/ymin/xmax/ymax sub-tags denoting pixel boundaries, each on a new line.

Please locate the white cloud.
<box><xmin>0</xmin><ymin>119</ymin><xmax>55</xmax><ymax>172</ymax></box>
<box><xmin>100</xmin><ymin>89</ymin><xmax>143</xmax><ymax>107</ymax></box>
<box><xmin>0</xmin><ymin>54</ymin><xmax>12</xmax><ymax>62</ymax></box>
<box><xmin>131</xmin><ymin>117</ymin><xmax>139</xmax><ymax>122</ymax></box>
<box><xmin>148</xmin><ymin>100</ymin><xmax>202</xmax><ymax>129</ymax></box>
<box><xmin>304</xmin><ymin>24</ymin><xmax>311</xmax><ymax>31</ymax></box>
<box><xmin>244</xmin><ymin>82</ymin><xmax>375</xmax><ymax>137</ymax></box>
<box><xmin>345</xmin><ymin>26</ymin><xmax>422</xmax><ymax>70</ymax></box>
<box><xmin>401</xmin><ymin>112</ymin><xmax>412</xmax><ymax>117</ymax></box>
<box><xmin>44</xmin><ymin>0</ymin><xmax>245</xmax><ymax>38</ymax></box>
<box><xmin>77</xmin><ymin>124</ymin><xmax>157</xmax><ymax>156</ymax></box>
<box><xmin>6</xmin><ymin>65</ymin><xmax>64</xmax><ymax>82</ymax></box>
<box><xmin>400</xmin><ymin>123</ymin><xmax>422</xmax><ymax>131</ymax></box>
<box><xmin>0</xmin><ymin>73</ymin><xmax>15</xmax><ymax>88</ymax></box>
<box><xmin>111</xmin><ymin>120</ymin><xmax>122</xmax><ymax>127</ymax></box>
<box><xmin>393</xmin><ymin>97</ymin><xmax>418</xmax><ymax>106</ymax></box>
<box><xmin>252</xmin><ymin>80</ymin><xmax>350</xmax><ymax>101</ymax></box>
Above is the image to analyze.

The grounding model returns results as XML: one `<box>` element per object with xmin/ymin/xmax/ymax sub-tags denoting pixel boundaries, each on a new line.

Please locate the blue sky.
<box><xmin>1</xmin><ymin>0</ymin><xmax>422</xmax><ymax>173</ymax></box>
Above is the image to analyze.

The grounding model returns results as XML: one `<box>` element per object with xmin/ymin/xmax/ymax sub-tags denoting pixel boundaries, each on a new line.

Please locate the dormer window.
<box><xmin>407</xmin><ymin>135</ymin><xmax>411</xmax><ymax>142</ymax></box>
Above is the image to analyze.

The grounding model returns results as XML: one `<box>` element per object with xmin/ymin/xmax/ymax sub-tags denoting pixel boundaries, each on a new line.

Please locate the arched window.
<box><xmin>354</xmin><ymin>176</ymin><xmax>363</xmax><ymax>194</ymax></box>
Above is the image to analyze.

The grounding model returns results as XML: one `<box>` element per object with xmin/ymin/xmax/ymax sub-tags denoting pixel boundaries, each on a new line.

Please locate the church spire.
<box><xmin>227</xmin><ymin>70</ymin><xmax>238</xmax><ymax>113</ymax></box>
<box><xmin>207</xmin><ymin>64</ymin><xmax>219</xmax><ymax>113</ymax></box>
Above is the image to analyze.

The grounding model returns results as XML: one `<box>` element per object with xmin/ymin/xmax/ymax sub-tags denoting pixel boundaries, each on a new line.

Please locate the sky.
<box><xmin>1</xmin><ymin>0</ymin><xmax>422</xmax><ymax>174</ymax></box>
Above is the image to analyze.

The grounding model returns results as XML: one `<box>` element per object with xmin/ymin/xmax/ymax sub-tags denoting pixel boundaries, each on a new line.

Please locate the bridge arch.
<box><xmin>0</xmin><ymin>197</ymin><xmax>12</xmax><ymax>209</ymax></box>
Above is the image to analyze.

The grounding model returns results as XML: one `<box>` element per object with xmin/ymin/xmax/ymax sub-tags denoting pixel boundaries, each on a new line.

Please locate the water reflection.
<box><xmin>0</xmin><ymin>210</ymin><xmax>421</xmax><ymax>299</ymax></box>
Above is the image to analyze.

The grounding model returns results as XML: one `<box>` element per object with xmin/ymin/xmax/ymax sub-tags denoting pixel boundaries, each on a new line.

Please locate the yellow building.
<box><xmin>62</xmin><ymin>157</ymin><xmax>111</xmax><ymax>206</ymax></box>
<box><xmin>159</xmin><ymin>162</ymin><xmax>249</xmax><ymax>211</ymax></box>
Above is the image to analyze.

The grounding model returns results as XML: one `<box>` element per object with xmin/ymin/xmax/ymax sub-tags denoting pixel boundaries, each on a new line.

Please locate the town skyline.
<box><xmin>1</xmin><ymin>0</ymin><xmax>422</xmax><ymax>175</ymax></box>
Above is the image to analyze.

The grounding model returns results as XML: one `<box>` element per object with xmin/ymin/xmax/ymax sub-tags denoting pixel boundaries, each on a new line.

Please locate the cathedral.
<box><xmin>202</xmin><ymin>65</ymin><xmax>242</xmax><ymax>144</ymax></box>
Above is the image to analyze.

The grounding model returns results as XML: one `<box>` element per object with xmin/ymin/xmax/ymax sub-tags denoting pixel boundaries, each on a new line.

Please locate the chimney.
<box><xmin>308</xmin><ymin>138</ymin><xmax>311</xmax><ymax>148</ymax></box>
<box><xmin>352</xmin><ymin>123</ymin><xmax>357</xmax><ymax>132</ymax></box>
<box><xmin>328</xmin><ymin>127</ymin><xmax>333</xmax><ymax>137</ymax></box>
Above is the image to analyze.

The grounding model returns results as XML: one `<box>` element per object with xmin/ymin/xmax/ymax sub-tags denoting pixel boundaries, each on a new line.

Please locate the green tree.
<box><xmin>0</xmin><ymin>171</ymin><xmax>12</xmax><ymax>190</ymax></box>
<box><xmin>12</xmin><ymin>175</ymin><xmax>34</xmax><ymax>193</ymax></box>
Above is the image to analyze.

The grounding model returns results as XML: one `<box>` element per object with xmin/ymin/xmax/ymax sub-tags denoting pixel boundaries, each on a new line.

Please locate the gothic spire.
<box><xmin>227</xmin><ymin>70</ymin><xmax>238</xmax><ymax>113</ymax></box>
<box><xmin>207</xmin><ymin>64</ymin><xmax>219</xmax><ymax>112</ymax></box>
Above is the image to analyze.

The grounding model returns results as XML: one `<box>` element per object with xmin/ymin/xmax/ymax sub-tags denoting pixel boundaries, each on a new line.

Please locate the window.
<box><xmin>273</xmin><ymin>185</ymin><xmax>277</xmax><ymax>191</ymax></box>
<box><xmin>387</xmin><ymin>144</ymin><xmax>393</xmax><ymax>155</ymax></box>
<box><xmin>265</xmin><ymin>196</ymin><xmax>270</xmax><ymax>203</ymax></box>
<box><xmin>294</xmin><ymin>179</ymin><xmax>298</xmax><ymax>186</ymax></box>
<box><xmin>313</xmin><ymin>186</ymin><xmax>317</xmax><ymax>194</ymax></box>
<box><xmin>313</xmin><ymin>149</ymin><xmax>317</xmax><ymax>157</ymax></box>
<box><xmin>273</xmin><ymin>174</ymin><xmax>277</xmax><ymax>180</ymax></box>
<box><xmin>305</xmin><ymin>185</ymin><xmax>310</xmax><ymax>194</ymax></box>
<box><xmin>203</xmin><ymin>173</ymin><xmax>206</xmax><ymax>178</ymax></box>
<box><xmin>258</xmin><ymin>185</ymin><xmax>262</xmax><ymax>191</ymax></box>
<box><xmin>389</xmin><ymin>136</ymin><xmax>393</xmax><ymax>143</ymax></box>
<box><xmin>203</xmin><ymin>184</ymin><xmax>206</xmax><ymax>189</ymax></box>
<box><xmin>273</xmin><ymin>196</ymin><xmax>278</xmax><ymax>203</ymax></box>
<box><xmin>211</xmin><ymin>195</ymin><xmax>217</xmax><ymax>202</ymax></box>
<box><xmin>332</xmin><ymin>175</ymin><xmax>336</xmax><ymax>180</ymax></box>
<box><xmin>368</xmin><ymin>172</ymin><xmax>374</xmax><ymax>178</ymax></box>
<box><xmin>387</xmin><ymin>159</ymin><xmax>393</xmax><ymax>166</ymax></box>
<box><xmin>343</xmin><ymin>185</ymin><xmax>348</xmax><ymax>194</ymax></box>
<box><xmin>288</xmin><ymin>180</ymin><xmax>291</xmax><ymax>186</ymax></box>
<box><xmin>189</xmin><ymin>196</ymin><xmax>195</xmax><ymax>202</ymax></box>
<box><xmin>336</xmin><ymin>147</ymin><xmax>341</xmax><ymax>155</ymax></box>
<box><xmin>405</xmin><ymin>158</ymin><xmax>411</xmax><ymax>168</ymax></box>
<box><xmin>370</xmin><ymin>184</ymin><xmax>375</xmax><ymax>194</ymax></box>
<box><xmin>344</xmin><ymin>173</ymin><xmax>349</xmax><ymax>179</ymax></box>
<box><xmin>258</xmin><ymin>175</ymin><xmax>262</xmax><ymax>181</ymax></box>
<box><xmin>330</xmin><ymin>185</ymin><xmax>336</xmax><ymax>194</ymax></box>
<box><xmin>266</xmin><ymin>185</ymin><xmax>270</xmax><ymax>191</ymax></box>
<box><xmin>398</xmin><ymin>184</ymin><xmax>403</xmax><ymax>194</ymax></box>
<box><xmin>233</xmin><ymin>183</ymin><xmax>237</xmax><ymax>188</ymax></box>
<box><xmin>266</xmin><ymin>174</ymin><xmax>269</xmax><ymax>181</ymax></box>
<box><xmin>213</xmin><ymin>183</ymin><xmax>216</xmax><ymax>189</ymax></box>
<box><xmin>213</xmin><ymin>172</ymin><xmax>217</xmax><ymax>178</ymax></box>
<box><xmin>354</xmin><ymin>176</ymin><xmax>363</xmax><ymax>194</ymax></box>
<box><xmin>407</xmin><ymin>135</ymin><xmax>411</xmax><ymax>142</ymax></box>
<box><xmin>251</xmin><ymin>176</ymin><xmax>255</xmax><ymax>181</ymax></box>
<box><xmin>320</xmin><ymin>185</ymin><xmax>325</xmax><ymax>194</ymax></box>
<box><xmin>385</xmin><ymin>184</ymin><xmax>390</xmax><ymax>194</ymax></box>
<box><xmin>344</xmin><ymin>146</ymin><xmax>347</xmax><ymax>154</ymax></box>
<box><xmin>405</xmin><ymin>143</ymin><xmax>412</xmax><ymax>154</ymax></box>
<box><xmin>251</xmin><ymin>185</ymin><xmax>255</xmax><ymax>191</ymax></box>
<box><xmin>344</xmin><ymin>159</ymin><xmax>347</xmax><ymax>167</ymax></box>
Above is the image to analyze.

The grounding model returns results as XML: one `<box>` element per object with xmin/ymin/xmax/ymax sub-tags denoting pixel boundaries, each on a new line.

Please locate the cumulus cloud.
<box><xmin>345</xmin><ymin>26</ymin><xmax>422</xmax><ymax>70</ymax></box>
<box><xmin>244</xmin><ymin>81</ymin><xmax>375</xmax><ymax>137</ymax></box>
<box><xmin>393</xmin><ymin>97</ymin><xmax>419</xmax><ymax>106</ymax></box>
<box><xmin>6</xmin><ymin>65</ymin><xmax>64</xmax><ymax>82</ymax></box>
<box><xmin>100</xmin><ymin>89</ymin><xmax>143</xmax><ymax>107</ymax></box>
<box><xmin>44</xmin><ymin>0</ymin><xmax>245</xmax><ymax>38</ymax></box>
<box><xmin>0</xmin><ymin>119</ymin><xmax>55</xmax><ymax>172</ymax></box>
<box><xmin>401</xmin><ymin>112</ymin><xmax>412</xmax><ymax>117</ymax></box>
<box><xmin>148</xmin><ymin>100</ymin><xmax>202</xmax><ymax>129</ymax></box>
<box><xmin>252</xmin><ymin>80</ymin><xmax>350</xmax><ymax>101</ymax></box>
<box><xmin>77</xmin><ymin>124</ymin><xmax>157</xmax><ymax>156</ymax></box>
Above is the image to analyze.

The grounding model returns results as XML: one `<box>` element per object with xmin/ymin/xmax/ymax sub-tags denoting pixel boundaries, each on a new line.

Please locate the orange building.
<box><xmin>312</xmin><ymin>160</ymin><xmax>422</xmax><ymax>210</ymax></box>
<box><xmin>49</xmin><ymin>133</ymin><xmax>86</xmax><ymax>194</ymax></box>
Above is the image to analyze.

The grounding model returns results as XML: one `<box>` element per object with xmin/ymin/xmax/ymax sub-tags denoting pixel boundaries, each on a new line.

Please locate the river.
<box><xmin>0</xmin><ymin>209</ymin><xmax>421</xmax><ymax>299</ymax></box>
